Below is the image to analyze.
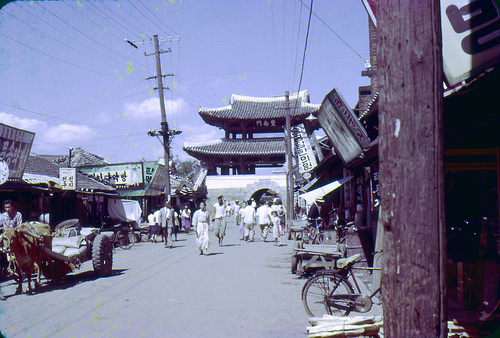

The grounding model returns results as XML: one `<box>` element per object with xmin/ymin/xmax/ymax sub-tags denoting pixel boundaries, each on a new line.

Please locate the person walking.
<box><xmin>193</xmin><ymin>201</ymin><xmax>211</xmax><ymax>255</ymax></box>
<box><xmin>212</xmin><ymin>195</ymin><xmax>226</xmax><ymax>246</ymax></box>
<box><xmin>242</xmin><ymin>199</ymin><xmax>256</xmax><ymax>242</ymax></box>
<box><xmin>180</xmin><ymin>204</ymin><xmax>192</xmax><ymax>234</ymax></box>
<box><xmin>256</xmin><ymin>200</ymin><xmax>272</xmax><ymax>242</ymax></box>
<box><xmin>236</xmin><ymin>200</ymin><xmax>246</xmax><ymax>240</ymax></box>
<box><xmin>272</xmin><ymin>198</ymin><xmax>286</xmax><ymax>233</ymax></box>
<box><xmin>271</xmin><ymin>210</ymin><xmax>284</xmax><ymax>246</ymax></box>
<box><xmin>158</xmin><ymin>200</ymin><xmax>176</xmax><ymax>248</ymax></box>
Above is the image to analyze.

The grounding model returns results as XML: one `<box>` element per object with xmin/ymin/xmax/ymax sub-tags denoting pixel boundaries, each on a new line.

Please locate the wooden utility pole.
<box><xmin>377</xmin><ymin>1</ymin><xmax>446</xmax><ymax>336</ymax></box>
<box><xmin>285</xmin><ymin>91</ymin><xmax>295</xmax><ymax>228</ymax></box>
<box><xmin>145</xmin><ymin>35</ymin><xmax>181</xmax><ymax>200</ymax></box>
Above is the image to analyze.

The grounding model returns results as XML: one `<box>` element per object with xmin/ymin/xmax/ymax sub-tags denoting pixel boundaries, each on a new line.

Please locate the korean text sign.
<box><xmin>0</xmin><ymin>123</ymin><xmax>35</xmax><ymax>179</ymax></box>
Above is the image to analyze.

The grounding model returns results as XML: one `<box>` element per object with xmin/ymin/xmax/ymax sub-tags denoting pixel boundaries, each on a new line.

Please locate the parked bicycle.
<box><xmin>301</xmin><ymin>253</ymin><xmax>381</xmax><ymax>317</ymax></box>
<box><xmin>302</xmin><ymin>217</ymin><xmax>324</xmax><ymax>245</ymax></box>
<box><xmin>101</xmin><ymin>222</ymin><xmax>135</xmax><ymax>250</ymax></box>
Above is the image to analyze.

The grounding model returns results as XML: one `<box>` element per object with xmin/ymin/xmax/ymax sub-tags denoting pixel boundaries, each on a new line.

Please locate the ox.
<box><xmin>0</xmin><ymin>223</ymin><xmax>52</xmax><ymax>294</ymax></box>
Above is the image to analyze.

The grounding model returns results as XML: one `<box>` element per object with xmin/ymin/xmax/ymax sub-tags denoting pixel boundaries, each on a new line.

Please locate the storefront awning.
<box><xmin>298</xmin><ymin>176</ymin><xmax>352</xmax><ymax>205</ymax></box>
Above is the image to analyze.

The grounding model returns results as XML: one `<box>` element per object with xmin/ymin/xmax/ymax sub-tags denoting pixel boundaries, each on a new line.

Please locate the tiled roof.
<box><xmin>183</xmin><ymin>138</ymin><xmax>285</xmax><ymax>157</ymax></box>
<box><xmin>199</xmin><ymin>91</ymin><xmax>320</xmax><ymax>125</ymax></box>
<box><xmin>38</xmin><ymin>147</ymin><xmax>109</xmax><ymax>167</ymax></box>
<box><xmin>24</xmin><ymin>155</ymin><xmax>116</xmax><ymax>193</ymax></box>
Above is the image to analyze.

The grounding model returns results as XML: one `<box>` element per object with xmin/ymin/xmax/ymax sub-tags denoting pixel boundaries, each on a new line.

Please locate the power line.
<box><xmin>296</xmin><ymin>0</ymin><xmax>314</xmax><ymax>94</ymax></box>
<box><xmin>97</xmin><ymin>1</ymin><xmax>151</xmax><ymax>40</ymax></box>
<box><xmin>138</xmin><ymin>0</ymin><xmax>178</xmax><ymax>36</ymax></box>
<box><xmin>299</xmin><ymin>0</ymin><xmax>367</xmax><ymax>62</ymax></box>
<box><xmin>34</xmin><ymin>1</ymin><xmax>140</xmax><ymax>65</ymax></box>
<box><xmin>6</xmin><ymin>5</ymin><xmax>121</xmax><ymax>70</ymax></box>
<box><xmin>0</xmin><ymin>33</ymin><xmax>119</xmax><ymax>78</ymax></box>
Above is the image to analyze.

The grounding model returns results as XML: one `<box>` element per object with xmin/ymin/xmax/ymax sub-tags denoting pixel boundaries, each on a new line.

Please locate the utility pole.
<box><xmin>285</xmin><ymin>91</ymin><xmax>295</xmax><ymax>229</ymax></box>
<box><xmin>377</xmin><ymin>0</ymin><xmax>446</xmax><ymax>336</ymax></box>
<box><xmin>143</xmin><ymin>35</ymin><xmax>181</xmax><ymax>201</ymax></box>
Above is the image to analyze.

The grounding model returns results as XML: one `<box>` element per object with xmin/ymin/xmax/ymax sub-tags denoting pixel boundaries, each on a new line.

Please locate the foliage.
<box><xmin>171</xmin><ymin>157</ymin><xmax>196</xmax><ymax>177</ymax></box>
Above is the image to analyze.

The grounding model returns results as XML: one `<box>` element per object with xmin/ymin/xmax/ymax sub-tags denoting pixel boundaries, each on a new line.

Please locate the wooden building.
<box><xmin>183</xmin><ymin>91</ymin><xmax>320</xmax><ymax>175</ymax></box>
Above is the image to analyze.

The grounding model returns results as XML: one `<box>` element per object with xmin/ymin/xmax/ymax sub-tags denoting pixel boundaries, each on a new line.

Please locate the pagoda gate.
<box><xmin>183</xmin><ymin>91</ymin><xmax>320</xmax><ymax>207</ymax></box>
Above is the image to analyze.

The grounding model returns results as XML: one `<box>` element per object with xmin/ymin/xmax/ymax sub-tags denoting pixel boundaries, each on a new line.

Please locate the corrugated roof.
<box><xmin>183</xmin><ymin>138</ymin><xmax>285</xmax><ymax>157</ymax></box>
<box><xmin>199</xmin><ymin>91</ymin><xmax>320</xmax><ymax>125</ymax></box>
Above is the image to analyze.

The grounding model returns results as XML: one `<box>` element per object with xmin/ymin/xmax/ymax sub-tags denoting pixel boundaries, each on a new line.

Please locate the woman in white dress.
<box><xmin>193</xmin><ymin>201</ymin><xmax>211</xmax><ymax>255</ymax></box>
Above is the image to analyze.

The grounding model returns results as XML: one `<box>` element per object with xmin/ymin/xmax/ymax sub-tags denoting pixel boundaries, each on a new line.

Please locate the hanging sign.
<box><xmin>317</xmin><ymin>88</ymin><xmax>370</xmax><ymax>164</ymax></box>
<box><xmin>59</xmin><ymin>168</ymin><xmax>77</xmax><ymax>190</ymax></box>
<box><xmin>0</xmin><ymin>123</ymin><xmax>35</xmax><ymax>179</ymax></box>
<box><xmin>291</xmin><ymin>123</ymin><xmax>317</xmax><ymax>174</ymax></box>
<box><xmin>362</xmin><ymin>0</ymin><xmax>500</xmax><ymax>86</ymax></box>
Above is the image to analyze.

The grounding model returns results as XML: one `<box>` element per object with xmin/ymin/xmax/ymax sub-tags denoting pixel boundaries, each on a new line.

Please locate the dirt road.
<box><xmin>0</xmin><ymin>222</ymin><xmax>309</xmax><ymax>337</ymax></box>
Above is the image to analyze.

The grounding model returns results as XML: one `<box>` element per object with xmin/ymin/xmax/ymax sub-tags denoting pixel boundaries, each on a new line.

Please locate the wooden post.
<box><xmin>377</xmin><ymin>1</ymin><xmax>447</xmax><ymax>336</ymax></box>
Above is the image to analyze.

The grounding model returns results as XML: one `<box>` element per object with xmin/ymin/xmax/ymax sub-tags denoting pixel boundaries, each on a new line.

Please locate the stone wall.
<box><xmin>204</xmin><ymin>174</ymin><xmax>287</xmax><ymax>212</ymax></box>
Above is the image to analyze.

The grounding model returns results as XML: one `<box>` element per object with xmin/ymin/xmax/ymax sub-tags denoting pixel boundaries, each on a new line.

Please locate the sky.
<box><xmin>0</xmin><ymin>0</ymin><xmax>370</xmax><ymax>164</ymax></box>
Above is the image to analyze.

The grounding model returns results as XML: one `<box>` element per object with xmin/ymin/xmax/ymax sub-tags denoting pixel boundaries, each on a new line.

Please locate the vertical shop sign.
<box><xmin>291</xmin><ymin>123</ymin><xmax>317</xmax><ymax>174</ymax></box>
<box><xmin>371</xmin><ymin>162</ymin><xmax>380</xmax><ymax>211</ymax></box>
<box><xmin>354</xmin><ymin>170</ymin><xmax>364</xmax><ymax>205</ymax></box>
<box><xmin>59</xmin><ymin>168</ymin><xmax>77</xmax><ymax>190</ymax></box>
<box><xmin>343</xmin><ymin>168</ymin><xmax>354</xmax><ymax>209</ymax></box>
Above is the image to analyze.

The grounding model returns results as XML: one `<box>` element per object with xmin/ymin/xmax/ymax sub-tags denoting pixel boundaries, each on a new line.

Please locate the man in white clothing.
<box><xmin>241</xmin><ymin>199</ymin><xmax>256</xmax><ymax>242</ymax></box>
<box><xmin>256</xmin><ymin>200</ymin><xmax>272</xmax><ymax>242</ymax></box>
<box><xmin>158</xmin><ymin>200</ymin><xmax>176</xmax><ymax>248</ymax></box>
<box><xmin>213</xmin><ymin>195</ymin><xmax>226</xmax><ymax>246</ymax></box>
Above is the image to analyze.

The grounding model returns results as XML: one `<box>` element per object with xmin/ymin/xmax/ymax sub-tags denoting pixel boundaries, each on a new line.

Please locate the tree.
<box><xmin>377</xmin><ymin>0</ymin><xmax>446</xmax><ymax>336</ymax></box>
<box><xmin>171</xmin><ymin>156</ymin><xmax>196</xmax><ymax>177</ymax></box>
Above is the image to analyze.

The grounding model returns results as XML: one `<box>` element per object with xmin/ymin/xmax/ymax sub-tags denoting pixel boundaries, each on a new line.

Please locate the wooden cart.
<box><xmin>291</xmin><ymin>243</ymin><xmax>343</xmax><ymax>276</ymax></box>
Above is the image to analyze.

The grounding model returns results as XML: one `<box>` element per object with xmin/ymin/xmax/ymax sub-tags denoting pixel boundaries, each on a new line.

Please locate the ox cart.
<box><xmin>0</xmin><ymin>220</ymin><xmax>113</xmax><ymax>294</ymax></box>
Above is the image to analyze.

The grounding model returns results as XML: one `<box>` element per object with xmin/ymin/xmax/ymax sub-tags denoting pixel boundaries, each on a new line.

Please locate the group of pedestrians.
<box><xmin>148</xmin><ymin>200</ymin><xmax>192</xmax><ymax>248</ymax></box>
<box><xmin>147</xmin><ymin>195</ymin><xmax>286</xmax><ymax>255</ymax></box>
<box><xmin>237</xmin><ymin>198</ymin><xmax>286</xmax><ymax>246</ymax></box>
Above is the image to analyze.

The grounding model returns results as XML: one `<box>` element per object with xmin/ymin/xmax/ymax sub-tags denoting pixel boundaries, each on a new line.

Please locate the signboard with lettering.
<box><xmin>193</xmin><ymin>164</ymin><xmax>208</xmax><ymax>191</ymax></box>
<box><xmin>317</xmin><ymin>88</ymin><xmax>370</xmax><ymax>164</ymax></box>
<box><xmin>362</xmin><ymin>0</ymin><xmax>500</xmax><ymax>86</ymax></box>
<box><xmin>371</xmin><ymin>162</ymin><xmax>380</xmax><ymax>211</ymax></box>
<box><xmin>80</xmin><ymin>163</ymin><xmax>144</xmax><ymax>189</ymax></box>
<box><xmin>147</xmin><ymin>163</ymin><xmax>168</xmax><ymax>193</ymax></box>
<box><xmin>59</xmin><ymin>168</ymin><xmax>77</xmax><ymax>190</ymax></box>
<box><xmin>343</xmin><ymin>168</ymin><xmax>354</xmax><ymax>209</ymax></box>
<box><xmin>0</xmin><ymin>123</ymin><xmax>35</xmax><ymax>179</ymax></box>
<box><xmin>291</xmin><ymin>123</ymin><xmax>317</xmax><ymax>174</ymax></box>
<box><xmin>255</xmin><ymin>119</ymin><xmax>278</xmax><ymax>128</ymax></box>
<box><xmin>441</xmin><ymin>0</ymin><xmax>500</xmax><ymax>85</ymax></box>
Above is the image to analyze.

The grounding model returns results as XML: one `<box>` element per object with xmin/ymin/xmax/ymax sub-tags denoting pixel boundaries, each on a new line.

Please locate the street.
<box><xmin>1</xmin><ymin>221</ymin><xmax>310</xmax><ymax>337</ymax></box>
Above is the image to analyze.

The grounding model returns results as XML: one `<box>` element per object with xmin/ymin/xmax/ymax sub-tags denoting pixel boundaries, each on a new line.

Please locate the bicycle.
<box><xmin>301</xmin><ymin>253</ymin><xmax>381</xmax><ymax>317</ymax></box>
<box><xmin>302</xmin><ymin>217</ymin><xmax>324</xmax><ymax>245</ymax></box>
<box><xmin>102</xmin><ymin>222</ymin><xmax>135</xmax><ymax>250</ymax></box>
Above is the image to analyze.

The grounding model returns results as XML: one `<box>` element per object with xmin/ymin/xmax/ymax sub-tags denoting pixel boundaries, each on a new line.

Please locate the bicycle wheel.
<box><xmin>302</xmin><ymin>272</ymin><xmax>354</xmax><ymax>317</ymax></box>
<box><xmin>116</xmin><ymin>228</ymin><xmax>134</xmax><ymax>250</ymax></box>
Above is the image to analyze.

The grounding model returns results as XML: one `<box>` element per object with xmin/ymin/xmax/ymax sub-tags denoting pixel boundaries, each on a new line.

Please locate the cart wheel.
<box><xmin>92</xmin><ymin>234</ymin><xmax>113</xmax><ymax>276</ymax></box>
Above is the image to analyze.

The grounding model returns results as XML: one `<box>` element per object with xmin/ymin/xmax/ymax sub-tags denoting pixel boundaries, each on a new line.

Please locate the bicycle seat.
<box><xmin>336</xmin><ymin>253</ymin><xmax>361</xmax><ymax>269</ymax></box>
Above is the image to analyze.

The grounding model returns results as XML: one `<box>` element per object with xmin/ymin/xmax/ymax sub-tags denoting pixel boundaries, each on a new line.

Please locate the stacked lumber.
<box><xmin>307</xmin><ymin>315</ymin><xmax>383</xmax><ymax>338</ymax></box>
<box><xmin>307</xmin><ymin>317</ymin><xmax>489</xmax><ymax>337</ymax></box>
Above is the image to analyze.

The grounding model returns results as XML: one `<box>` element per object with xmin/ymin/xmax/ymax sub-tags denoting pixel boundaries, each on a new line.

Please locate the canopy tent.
<box><xmin>298</xmin><ymin>176</ymin><xmax>353</xmax><ymax>205</ymax></box>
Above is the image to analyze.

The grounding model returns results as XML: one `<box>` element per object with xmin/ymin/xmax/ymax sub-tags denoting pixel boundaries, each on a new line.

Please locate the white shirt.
<box><xmin>256</xmin><ymin>204</ymin><xmax>271</xmax><ymax>225</ymax></box>
<box><xmin>241</xmin><ymin>205</ymin><xmax>256</xmax><ymax>224</ymax></box>
<box><xmin>213</xmin><ymin>202</ymin><xmax>225</xmax><ymax>219</ymax></box>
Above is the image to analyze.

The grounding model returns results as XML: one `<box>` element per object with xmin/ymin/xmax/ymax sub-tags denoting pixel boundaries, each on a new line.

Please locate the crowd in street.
<box><xmin>146</xmin><ymin>195</ymin><xmax>287</xmax><ymax>256</ymax></box>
